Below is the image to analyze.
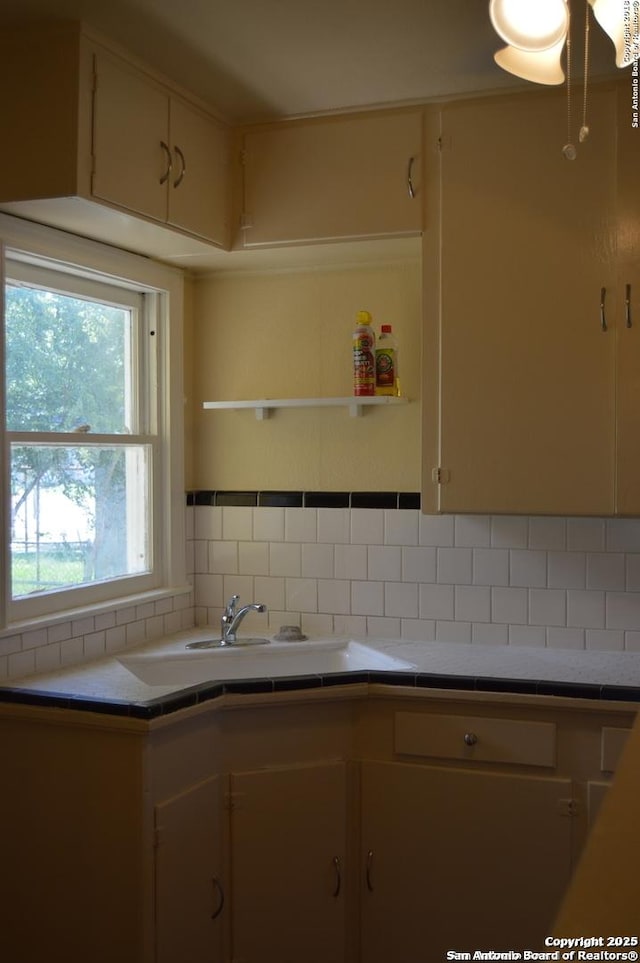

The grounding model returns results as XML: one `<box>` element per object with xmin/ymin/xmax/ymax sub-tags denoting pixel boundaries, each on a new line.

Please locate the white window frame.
<box><xmin>0</xmin><ymin>214</ymin><xmax>187</xmax><ymax>630</ymax></box>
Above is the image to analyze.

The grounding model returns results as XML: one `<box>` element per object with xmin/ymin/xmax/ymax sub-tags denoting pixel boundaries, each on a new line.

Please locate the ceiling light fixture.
<box><xmin>489</xmin><ymin>0</ymin><xmax>640</xmax><ymax>156</ymax></box>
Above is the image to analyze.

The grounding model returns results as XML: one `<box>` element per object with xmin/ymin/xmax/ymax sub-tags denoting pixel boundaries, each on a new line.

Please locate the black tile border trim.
<box><xmin>187</xmin><ymin>491</ymin><xmax>422</xmax><ymax>510</ymax></box>
<box><xmin>2</xmin><ymin>672</ymin><xmax>640</xmax><ymax>719</ymax></box>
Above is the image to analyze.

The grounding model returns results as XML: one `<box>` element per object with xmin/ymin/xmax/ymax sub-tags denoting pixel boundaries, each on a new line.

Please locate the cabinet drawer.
<box><xmin>394</xmin><ymin>711</ymin><xmax>557</xmax><ymax>768</ymax></box>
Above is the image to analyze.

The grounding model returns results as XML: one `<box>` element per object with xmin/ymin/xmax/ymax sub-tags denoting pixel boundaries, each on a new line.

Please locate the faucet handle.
<box><xmin>223</xmin><ymin>595</ymin><xmax>240</xmax><ymax>620</ymax></box>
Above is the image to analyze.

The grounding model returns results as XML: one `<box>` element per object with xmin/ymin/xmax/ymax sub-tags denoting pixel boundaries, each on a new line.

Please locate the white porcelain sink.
<box><xmin>118</xmin><ymin>638</ymin><xmax>415</xmax><ymax>687</ymax></box>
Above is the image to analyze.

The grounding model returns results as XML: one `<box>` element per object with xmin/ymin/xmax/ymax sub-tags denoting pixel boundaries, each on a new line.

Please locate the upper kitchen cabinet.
<box><xmin>239</xmin><ymin>110</ymin><xmax>423</xmax><ymax>246</ymax></box>
<box><xmin>422</xmin><ymin>83</ymin><xmax>627</xmax><ymax>516</ymax></box>
<box><xmin>611</xmin><ymin>82</ymin><xmax>640</xmax><ymax>516</ymax></box>
<box><xmin>0</xmin><ymin>23</ymin><xmax>231</xmax><ymax>260</ymax></box>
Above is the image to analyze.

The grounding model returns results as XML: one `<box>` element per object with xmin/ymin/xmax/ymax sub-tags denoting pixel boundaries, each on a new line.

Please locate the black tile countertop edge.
<box><xmin>188</xmin><ymin>490</ymin><xmax>422</xmax><ymax>510</ymax></box>
<box><xmin>2</xmin><ymin>671</ymin><xmax>640</xmax><ymax>719</ymax></box>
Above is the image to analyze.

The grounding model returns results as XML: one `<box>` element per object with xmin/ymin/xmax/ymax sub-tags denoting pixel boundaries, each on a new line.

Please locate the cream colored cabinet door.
<box><xmin>360</xmin><ymin>761</ymin><xmax>573</xmax><ymax>962</ymax></box>
<box><xmin>427</xmin><ymin>87</ymin><xmax>617</xmax><ymax>515</ymax></box>
<box><xmin>230</xmin><ymin>761</ymin><xmax>348</xmax><ymax>963</ymax></box>
<box><xmin>241</xmin><ymin>110</ymin><xmax>423</xmax><ymax>245</ymax></box>
<box><xmin>612</xmin><ymin>83</ymin><xmax>640</xmax><ymax>515</ymax></box>
<box><xmin>92</xmin><ymin>50</ymin><xmax>170</xmax><ymax>222</ymax></box>
<box><xmin>167</xmin><ymin>97</ymin><xmax>230</xmax><ymax>245</ymax></box>
<box><xmin>155</xmin><ymin>774</ymin><xmax>226</xmax><ymax>963</ymax></box>
<box><xmin>92</xmin><ymin>50</ymin><xmax>229</xmax><ymax>246</ymax></box>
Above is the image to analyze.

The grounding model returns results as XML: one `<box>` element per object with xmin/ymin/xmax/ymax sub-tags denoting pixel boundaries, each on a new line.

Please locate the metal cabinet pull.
<box><xmin>407</xmin><ymin>156</ymin><xmax>416</xmax><ymax>199</ymax></box>
<box><xmin>173</xmin><ymin>145</ymin><xmax>186</xmax><ymax>188</ymax></box>
<box><xmin>332</xmin><ymin>856</ymin><xmax>341</xmax><ymax>898</ymax></box>
<box><xmin>464</xmin><ymin>732</ymin><xmax>478</xmax><ymax>747</ymax></box>
<box><xmin>159</xmin><ymin>141</ymin><xmax>173</xmax><ymax>185</ymax></box>
<box><xmin>210</xmin><ymin>876</ymin><xmax>224</xmax><ymax>920</ymax></box>
<box><xmin>600</xmin><ymin>287</ymin><xmax>608</xmax><ymax>332</ymax></box>
<box><xmin>626</xmin><ymin>283</ymin><xmax>632</xmax><ymax>328</ymax></box>
<box><xmin>366</xmin><ymin>849</ymin><xmax>374</xmax><ymax>892</ymax></box>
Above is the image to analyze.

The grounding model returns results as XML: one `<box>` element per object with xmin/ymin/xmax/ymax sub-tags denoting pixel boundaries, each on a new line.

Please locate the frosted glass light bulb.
<box><xmin>490</xmin><ymin>0</ymin><xmax>570</xmax><ymax>51</ymax></box>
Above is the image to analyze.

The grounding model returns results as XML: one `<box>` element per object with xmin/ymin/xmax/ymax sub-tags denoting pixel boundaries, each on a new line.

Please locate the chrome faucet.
<box><xmin>220</xmin><ymin>594</ymin><xmax>267</xmax><ymax>644</ymax></box>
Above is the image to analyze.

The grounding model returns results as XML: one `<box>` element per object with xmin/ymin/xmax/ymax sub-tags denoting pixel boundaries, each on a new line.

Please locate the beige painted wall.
<box><xmin>190</xmin><ymin>248</ymin><xmax>422</xmax><ymax>491</ymax></box>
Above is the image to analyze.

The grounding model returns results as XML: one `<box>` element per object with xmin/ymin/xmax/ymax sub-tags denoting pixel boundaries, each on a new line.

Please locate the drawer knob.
<box><xmin>463</xmin><ymin>732</ymin><xmax>478</xmax><ymax>746</ymax></box>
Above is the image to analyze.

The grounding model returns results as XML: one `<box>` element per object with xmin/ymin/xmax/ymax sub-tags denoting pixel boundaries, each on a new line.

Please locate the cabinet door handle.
<box><xmin>159</xmin><ymin>141</ymin><xmax>173</xmax><ymax>185</ymax></box>
<box><xmin>173</xmin><ymin>145</ymin><xmax>186</xmax><ymax>188</ymax></box>
<box><xmin>332</xmin><ymin>856</ymin><xmax>341</xmax><ymax>898</ymax></box>
<box><xmin>366</xmin><ymin>849</ymin><xmax>374</xmax><ymax>892</ymax></box>
<box><xmin>600</xmin><ymin>286</ymin><xmax>608</xmax><ymax>332</ymax></box>
<box><xmin>407</xmin><ymin>156</ymin><xmax>416</xmax><ymax>199</ymax></box>
<box><xmin>464</xmin><ymin>731</ymin><xmax>478</xmax><ymax>746</ymax></box>
<box><xmin>210</xmin><ymin>876</ymin><xmax>225</xmax><ymax>920</ymax></box>
<box><xmin>626</xmin><ymin>283</ymin><xmax>632</xmax><ymax>328</ymax></box>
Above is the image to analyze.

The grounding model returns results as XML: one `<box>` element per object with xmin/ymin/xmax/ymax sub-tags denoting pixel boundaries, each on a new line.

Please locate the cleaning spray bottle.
<box><xmin>352</xmin><ymin>310</ymin><xmax>376</xmax><ymax>396</ymax></box>
<box><xmin>375</xmin><ymin>323</ymin><xmax>399</xmax><ymax>396</ymax></box>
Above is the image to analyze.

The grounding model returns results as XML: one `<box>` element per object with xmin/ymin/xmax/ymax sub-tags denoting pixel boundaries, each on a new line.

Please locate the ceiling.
<box><xmin>0</xmin><ymin>0</ymin><xmax>620</xmax><ymax>125</ymax></box>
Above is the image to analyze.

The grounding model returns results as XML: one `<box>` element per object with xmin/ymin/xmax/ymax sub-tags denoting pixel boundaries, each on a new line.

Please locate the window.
<box><xmin>0</xmin><ymin>220</ymin><xmax>185</xmax><ymax>627</ymax></box>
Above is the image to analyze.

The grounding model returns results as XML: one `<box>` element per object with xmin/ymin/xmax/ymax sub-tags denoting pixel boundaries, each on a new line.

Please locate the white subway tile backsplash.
<box><xmin>22</xmin><ymin>628</ymin><xmax>48</xmax><ymax>651</ymax></box>
<box><xmin>334</xmin><ymin>544</ymin><xmax>368</xmax><ymax>580</ymax></box>
<box><xmin>606</xmin><ymin>591</ymin><xmax>640</xmax><ymax>630</ymax></box>
<box><xmin>84</xmin><ymin>631</ymin><xmax>107</xmax><ymax>659</ymax></box>
<box><xmin>269</xmin><ymin>543</ymin><xmax>302</xmax><ymax>577</ymax></box>
<box><xmin>454</xmin><ymin>515</ymin><xmax>491</xmax><ymax>548</ymax></box>
<box><xmin>351</xmin><ymin>580</ymin><xmax>384</xmax><ymax>616</ymax></box>
<box><xmin>586</xmin><ymin>629</ymin><xmax>624</xmax><ymax>651</ymax></box>
<box><xmin>491</xmin><ymin>586</ymin><xmax>528</xmax><ymax>625</ymax></box>
<box><xmin>238</xmin><ymin>541</ymin><xmax>270</xmax><ymax>576</ymax></box>
<box><xmin>317</xmin><ymin>509</ymin><xmax>350</xmax><ymax>544</ymax></box>
<box><xmin>72</xmin><ymin>616</ymin><xmax>95</xmax><ymax>638</ymax></box>
<box><xmin>606</xmin><ymin>518</ymin><xmax>640</xmax><ymax>552</ymax></box>
<box><xmin>35</xmin><ymin>642</ymin><xmax>61</xmax><ymax>673</ymax></box>
<box><xmin>491</xmin><ymin>515</ymin><xmax>528</xmax><ymax>549</ymax></box>
<box><xmin>302</xmin><ymin>543</ymin><xmax>334</xmax><ymax>579</ymax></box>
<box><xmin>285</xmin><ymin>508</ymin><xmax>317</xmax><ymax>543</ymax></box>
<box><xmin>209</xmin><ymin>540</ymin><xmax>238</xmax><ymax>575</ymax></box>
<box><xmin>626</xmin><ymin>554</ymin><xmax>640</xmax><ymax>592</ymax></box>
<box><xmin>194</xmin><ymin>573</ymin><xmax>223</xmax><ymax>608</ymax></box>
<box><xmin>254</xmin><ymin>576</ymin><xmax>286</xmax><ymax>610</ymax></box>
<box><xmin>567</xmin><ymin>517</ymin><xmax>605</xmax><ymax>552</ymax></box>
<box><xmin>368</xmin><ymin>545</ymin><xmax>402</xmax><ymax>582</ymax></box>
<box><xmin>419</xmin><ymin>514</ymin><xmax>454</xmax><ymax>547</ymax></box>
<box><xmin>302</xmin><ymin>613</ymin><xmax>334</xmax><ymax>635</ymax></box>
<box><xmin>509</xmin><ymin>624</ymin><xmax>546</xmax><ymax>647</ymax></box>
<box><xmin>509</xmin><ymin>550</ymin><xmax>546</xmax><ymax>588</ymax></box>
<box><xmin>222</xmin><ymin>506</ymin><xmax>253</xmax><ymax>541</ymax></box>
<box><xmin>286</xmin><ymin>578</ymin><xmax>318</xmax><ymax>613</ymax></box>
<box><xmin>472</xmin><ymin>548</ymin><xmax>509</xmax><ymax>587</ymax></box>
<box><xmin>318</xmin><ymin>579</ymin><xmax>351</xmax><ymax>615</ymax></box>
<box><xmin>420</xmin><ymin>583</ymin><xmax>455</xmax><ymax>621</ymax></box>
<box><xmin>385</xmin><ymin>509</ymin><xmax>419</xmax><ymax>546</ymax></box>
<box><xmin>472</xmin><ymin>623</ymin><xmax>508</xmax><ymax>645</ymax></box>
<box><xmin>402</xmin><ymin>546</ymin><xmax>437</xmax><ymax>583</ymax></box>
<box><xmin>334</xmin><ymin>614</ymin><xmax>367</xmax><ymax>635</ymax></box>
<box><xmin>61</xmin><ymin>636</ymin><xmax>86</xmax><ymax>663</ymax></box>
<box><xmin>547</xmin><ymin>552</ymin><xmax>586</xmax><ymax>590</ymax></box>
<box><xmin>385</xmin><ymin>582</ymin><xmax>419</xmax><ymax>619</ymax></box>
<box><xmin>436</xmin><ymin>620</ymin><xmax>471</xmax><ymax>643</ymax></box>
<box><xmin>47</xmin><ymin>621</ymin><xmax>73</xmax><ymax>644</ymax></box>
<box><xmin>401</xmin><ymin>618</ymin><xmax>436</xmax><ymax>640</ymax></box>
<box><xmin>624</xmin><ymin>631</ymin><xmax>640</xmax><ymax>651</ymax></box>
<box><xmin>437</xmin><ymin>547</ymin><xmax>472</xmax><ymax>585</ymax></box>
<box><xmin>253</xmin><ymin>507</ymin><xmax>285</xmax><ymax>542</ymax></box>
<box><xmin>195</xmin><ymin>505</ymin><xmax>222</xmax><ymax>540</ymax></box>
<box><xmin>222</xmin><ymin>574</ymin><xmax>254</xmax><ymax>604</ymax></box>
<box><xmin>351</xmin><ymin>509</ymin><xmax>384</xmax><ymax>545</ymax></box>
<box><xmin>586</xmin><ymin>553</ymin><xmax>626</xmax><ymax>591</ymax></box>
<box><xmin>528</xmin><ymin>588</ymin><xmax>566</xmax><ymax>627</ymax></box>
<box><xmin>528</xmin><ymin>517</ymin><xmax>566</xmax><ymax>550</ymax></box>
<box><xmin>567</xmin><ymin>590</ymin><xmax>606</xmax><ymax>629</ymax></box>
<box><xmin>547</xmin><ymin>627</ymin><xmax>585</xmax><ymax>650</ymax></box>
<box><xmin>368</xmin><ymin>616</ymin><xmax>402</xmax><ymax>637</ymax></box>
<box><xmin>455</xmin><ymin>585</ymin><xmax>491</xmax><ymax>623</ymax></box>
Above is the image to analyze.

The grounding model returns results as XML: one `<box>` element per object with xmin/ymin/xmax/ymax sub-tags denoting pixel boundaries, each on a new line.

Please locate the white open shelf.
<box><xmin>202</xmin><ymin>395</ymin><xmax>408</xmax><ymax>420</ymax></box>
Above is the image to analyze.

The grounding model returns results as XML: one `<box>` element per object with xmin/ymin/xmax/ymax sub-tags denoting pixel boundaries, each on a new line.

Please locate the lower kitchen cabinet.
<box><xmin>360</xmin><ymin>760</ymin><xmax>573</xmax><ymax>962</ymax></box>
<box><xmin>154</xmin><ymin>774</ymin><xmax>226</xmax><ymax>963</ymax></box>
<box><xmin>229</xmin><ymin>761</ymin><xmax>349</xmax><ymax>963</ymax></box>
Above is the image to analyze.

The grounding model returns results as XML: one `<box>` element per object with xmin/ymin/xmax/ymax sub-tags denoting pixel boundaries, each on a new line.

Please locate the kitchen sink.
<box><xmin>118</xmin><ymin>638</ymin><xmax>415</xmax><ymax>687</ymax></box>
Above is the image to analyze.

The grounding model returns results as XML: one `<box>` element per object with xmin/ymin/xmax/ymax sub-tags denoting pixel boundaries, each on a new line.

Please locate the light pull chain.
<box><xmin>580</xmin><ymin>0</ymin><xmax>591</xmax><ymax>142</ymax></box>
<box><xmin>563</xmin><ymin>8</ymin><xmax>577</xmax><ymax>160</ymax></box>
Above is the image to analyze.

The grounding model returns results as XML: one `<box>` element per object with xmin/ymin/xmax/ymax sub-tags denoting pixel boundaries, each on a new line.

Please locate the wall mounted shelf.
<box><xmin>202</xmin><ymin>396</ymin><xmax>408</xmax><ymax>420</ymax></box>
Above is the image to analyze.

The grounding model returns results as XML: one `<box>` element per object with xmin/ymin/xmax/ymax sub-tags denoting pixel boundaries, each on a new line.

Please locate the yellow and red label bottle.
<box><xmin>352</xmin><ymin>310</ymin><xmax>376</xmax><ymax>396</ymax></box>
<box><xmin>375</xmin><ymin>323</ymin><xmax>399</xmax><ymax>396</ymax></box>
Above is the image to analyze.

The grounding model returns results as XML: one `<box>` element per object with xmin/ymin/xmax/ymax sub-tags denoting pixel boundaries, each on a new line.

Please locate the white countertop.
<box><xmin>4</xmin><ymin>630</ymin><xmax>640</xmax><ymax>708</ymax></box>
